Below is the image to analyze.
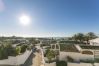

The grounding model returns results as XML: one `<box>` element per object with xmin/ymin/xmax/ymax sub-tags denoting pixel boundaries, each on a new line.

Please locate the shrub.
<box><xmin>45</xmin><ymin>49</ymin><xmax>50</xmax><ymax>56</ymax></box>
<box><xmin>15</xmin><ymin>46</ymin><xmax>21</xmax><ymax>55</ymax></box>
<box><xmin>0</xmin><ymin>47</ymin><xmax>8</xmax><ymax>59</ymax></box>
<box><xmin>0</xmin><ymin>44</ymin><xmax>17</xmax><ymax>59</ymax></box>
<box><xmin>0</xmin><ymin>43</ymin><xmax>28</xmax><ymax>60</ymax></box>
<box><xmin>94</xmin><ymin>59</ymin><xmax>99</xmax><ymax>63</ymax></box>
<box><xmin>20</xmin><ymin>45</ymin><xmax>27</xmax><ymax>53</ymax></box>
<box><xmin>56</xmin><ymin>61</ymin><xmax>67</xmax><ymax>66</ymax></box>
<box><xmin>27</xmin><ymin>45</ymin><xmax>32</xmax><ymax>51</ymax></box>
<box><xmin>7</xmin><ymin>47</ymin><xmax>16</xmax><ymax>56</ymax></box>
<box><xmin>51</xmin><ymin>40</ymin><xmax>57</xmax><ymax>44</ymax></box>
<box><xmin>46</xmin><ymin>50</ymin><xmax>55</xmax><ymax>63</ymax></box>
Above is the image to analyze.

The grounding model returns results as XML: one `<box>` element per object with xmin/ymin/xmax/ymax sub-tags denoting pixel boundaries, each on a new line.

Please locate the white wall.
<box><xmin>94</xmin><ymin>63</ymin><xmax>99</xmax><ymax>66</ymax></box>
<box><xmin>0</xmin><ymin>50</ymin><xmax>32</xmax><ymax>65</ymax></box>
<box><xmin>75</xmin><ymin>45</ymin><xmax>82</xmax><ymax>51</ymax></box>
<box><xmin>59</xmin><ymin>52</ymin><xmax>94</xmax><ymax>61</ymax></box>
<box><xmin>68</xmin><ymin>62</ymin><xmax>92</xmax><ymax>66</ymax></box>
<box><xmin>90</xmin><ymin>41</ymin><xmax>99</xmax><ymax>46</ymax></box>
<box><xmin>45</xmin><ymin>62</ymin><xmax>56</xmax><ymax>66</ymax></box>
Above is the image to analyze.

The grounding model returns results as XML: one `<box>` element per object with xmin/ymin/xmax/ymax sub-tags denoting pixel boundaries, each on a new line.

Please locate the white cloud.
<box><xmin>0</xmin><ymin>0</ymin><xmax>5</xmax><ymax>12</ymax></box>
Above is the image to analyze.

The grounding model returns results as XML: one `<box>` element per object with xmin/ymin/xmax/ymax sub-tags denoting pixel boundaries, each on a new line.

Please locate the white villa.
<box><xmin>89</xmin><ymin>38</ymin><xmax>99</xmax><ymax>46</ymax></box>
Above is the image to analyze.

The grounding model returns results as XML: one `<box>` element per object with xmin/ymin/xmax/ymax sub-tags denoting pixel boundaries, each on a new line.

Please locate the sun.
<box><xmin>19</xmin><ymin>14</ymin><xmax>31</xmax><ymax>26</ymax></box>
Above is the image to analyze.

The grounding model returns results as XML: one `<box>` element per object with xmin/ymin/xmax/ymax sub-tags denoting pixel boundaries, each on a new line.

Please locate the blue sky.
<box><xmin>0</xmin><ymin>0</ymin><xmax>99</xmax><ymax>37</ymax></box>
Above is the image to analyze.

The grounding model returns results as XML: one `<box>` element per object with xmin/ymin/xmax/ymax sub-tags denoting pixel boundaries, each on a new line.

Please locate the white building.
<box><xmin>89</xmin><ymin>38</ymin><xmax>99</xmax><ymax>46</ymax></box>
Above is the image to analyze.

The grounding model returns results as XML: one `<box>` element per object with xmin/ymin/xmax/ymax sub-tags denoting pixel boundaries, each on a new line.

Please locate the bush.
<box><xmin>27</xmin><ymin>45</ymin><xmax>32</xmax><ymax>51</ymax></box>
<box><xmin>0</xmin><ymin>47</ymin><xmax>8</xmax><ymax>59</ymax></box>
<box><xmin>20</xmin><ymin>45</ymin><xmax>27</xmax><ymax>53</ymax></box>
<box><xmin>45</xmin><ymin>49</ymin><xmax>50</xmax><ymax>57</ymax></box>
<box><xmin>46</xmin><ymin>50</ymin><xmax>55</xmax><ymax>63</ymax></box>
<box><xmin>56</xmin><ymin>61</ymin><xmax>67</xmax><ymax>66</ymax></box>
<box><xmin>15</xmin><ymin>46</ymin><xmax>21</xmax><ymax>55</ymax></box>
<box><xmin>0</xmin><ymin>44</ymin><xmax>29</xmax><ymax>60</ymax></box>
<box><xmin>94</xmin><ymin>59</ymin><xmax>99</xmax><ymax>63</ymax></box>
<box><xmin>0</xmin><ymin>44</ymin><xmax>17</xmax><ymax>59</ymax></box>
<box><xmin>7</xmin><ymin>47</ymin><xmax>16</xmax><ymax>56</ymax></box>
<box><xmin>51</xmin><ymin>40</ymin><xmax>57</xmax><ymax>44</ymax></box>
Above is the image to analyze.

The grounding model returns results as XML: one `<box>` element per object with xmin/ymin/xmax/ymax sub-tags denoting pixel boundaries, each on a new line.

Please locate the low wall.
<box><xmin>75</xmin><ymin>45</ymin><xmax>82</xmax><ymax>52</ymax></box>
<box><xmin>0</xmin><ymin>50</ymin><xmax>32</xmax><ymax>66</ymax></box>
<box><xmin>59</xmin><ymin>52</ymin><xmax>94</xmax><ymax>61</ymax></box>
<box><xmin>45</xmin><ymin>62</ymin><xmax>56</xmax><ymax>66</ymax></box>
<box><xmin>67</xmin><ymin>62</ymin><xmax>92</xmax><ymax>66</ymax></box>
<box><xmin>68</xmin><ymin>62</ymin><xmax>99</xmax><ymax>66</ymax></box>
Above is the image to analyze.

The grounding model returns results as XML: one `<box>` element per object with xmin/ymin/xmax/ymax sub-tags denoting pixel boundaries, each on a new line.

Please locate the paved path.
<box><xmin>32</xmin><ymin>52</ymin><xmax>42</xmax><ymax>66</ymax></box>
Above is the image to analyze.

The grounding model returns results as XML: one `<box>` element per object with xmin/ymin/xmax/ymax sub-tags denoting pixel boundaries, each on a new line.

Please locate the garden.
<box><xmin>60</xmin><ymin>44</ymin><xmax>79</xmax><ymax>52</ymax></box>
<box><xmin>59</xmin><ymin>40</ymin><xmax>84</xmax><ymax>44</ymax></box>
<box><xmin>80</xmin><ymin>45</ymin><xmax>99</xmax><ymax>50</ymax></box>
<box><xmin>0</xmin><ymin>42</ymin><xmax>32</xmax><ymax>60</ymax></box>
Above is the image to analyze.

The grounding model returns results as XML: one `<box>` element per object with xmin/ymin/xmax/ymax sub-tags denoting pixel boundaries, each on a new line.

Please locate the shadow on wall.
<box><xmin>21</xmin><ymin>52</ymin><xmax>36</xmax><ymax>66</ymax></box>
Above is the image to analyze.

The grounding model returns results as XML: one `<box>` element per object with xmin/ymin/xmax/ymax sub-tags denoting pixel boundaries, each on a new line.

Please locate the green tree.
<box><xmin>46</xmin><ymin>50</ymin><xmax>55</xmax><ymax>63</ymax></box>
<box><xmin>51</xmin><ymin>40</ymin><xmax>57</xmax><ymax>44</ymax></box>
<box><xmin>72</xmin><ymin>33</ymin><xmax>84</xmax><ymax>43</ymax></box>
<box><xmin>0</xmin><ymin>45</ymin><xmax>8</xmax><ymax>59</ymax></box>
<box><xmin>72</xmin><ymin>34</ymin><xmax>78</xmax><ymax>41</ymax></box>
<box><xmin>5</xmin><ymin>44</ymin><xmax>16</xmax><ymax>56</ymax></box>
<box><xmin>56</xmin><ymin>61</ymin><xmax>67</xmax><ymax>66</ymax></box>
<box><xmin>27</xmin><ymin>45</ymin><xmax>32</xmax><ymax>51</ymax></box>
<box><xmin>16</xmin><ymin>46</ymin><xmax>21</xmax><ymax>55</ymax></box>
<box><xmin>45</xmin><ymin>49</ymin><xmax>50</xmax><ymax>56</ymax></box>
<box><xmin>29</xmin><ymin>38</ymin><xmax>40</xmax><ymax>45</ymax></box>
<box><xmin>84</xmin><ymin>32</ymin><xmax>97</xmax><ymax>44</ymax></box>
<box><xmin>20</xmin><ymin>45</ymin><xmax>27</xmax><ymax>53</ymax></box>
<box><xmin>77</xmin><ymin>33</ymin><xmax>84</xmax><ymax>42</ymax></box>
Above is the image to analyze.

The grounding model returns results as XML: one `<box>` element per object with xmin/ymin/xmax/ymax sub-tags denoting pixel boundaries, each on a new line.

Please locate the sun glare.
<box><xmin>19</xmin><ymin>14</ymin><xmax>31</xmax><ymax>26</ymax></box>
